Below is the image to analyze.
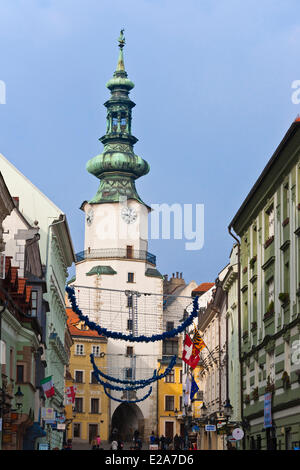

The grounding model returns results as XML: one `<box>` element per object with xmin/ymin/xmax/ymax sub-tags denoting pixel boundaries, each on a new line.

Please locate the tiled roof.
<box><xmin>66</xmin><ymin>307</ymin><xmax>106</xmax><ymax>340</ymax></box>
<box><xmin>192</xmin><ymin>282</ymin><xmax>214</xmax><ymax>293</ymax></box>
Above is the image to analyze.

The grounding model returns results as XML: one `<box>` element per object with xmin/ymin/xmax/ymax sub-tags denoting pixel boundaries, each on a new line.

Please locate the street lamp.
<box><xmin>200</xmin><ymin>402</ymin><xmax>208</xmax><ymax>419</ymax></box>
<box><xmin>223</xmin><ymin>399</ymin><xmax>233</xmax><ymax>419</ymax></box>
<box><xmin>14</xmin><ymin>386</ymin><xmax>24</xmax><ymax>411</ymax></box>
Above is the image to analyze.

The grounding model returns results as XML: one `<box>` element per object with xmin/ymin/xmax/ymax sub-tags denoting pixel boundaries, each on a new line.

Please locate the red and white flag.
<box><xmin>182</xmin><ymin>334</ymin><xmax>200</xmax><ymax>369</ymax></box>
<box><xmin>65</xmin><ymin>385</ymin><xmax>77</xmax><ymax>405</ymax></box>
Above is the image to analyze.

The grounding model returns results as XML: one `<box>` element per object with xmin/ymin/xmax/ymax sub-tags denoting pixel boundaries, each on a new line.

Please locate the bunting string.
<box><xmin>66</xmin><ymin>286</ymin><xmax>199</xmax><ymax>343</ymax></box>
<box><xmin>103</xmin><ymin>385</ymin><xmax>152</xmax><ymax>404</ymax></box>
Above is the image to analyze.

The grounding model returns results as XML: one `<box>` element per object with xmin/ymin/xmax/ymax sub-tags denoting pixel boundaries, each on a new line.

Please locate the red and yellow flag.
<box><xmin>192</xmin><ymin>326</ymin><xmax>206</xmax><ymax>352</ymax></box>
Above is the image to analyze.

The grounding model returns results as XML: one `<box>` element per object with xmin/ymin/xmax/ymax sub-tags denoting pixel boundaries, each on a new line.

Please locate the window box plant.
<box><xmin>278</xmin><ymin>292</ymin><xmax>289</xmax><ymax>307</ymax></box>
<box><xmin>249</xmin><ymin>255</ymin><xmax>257</xmax><ymax>270</ymax></box>
<box><xmin>252</xmin><ymin>387</ymin><xmax>259</xmax><ymax>401</ymax></box>
<box><xmin>265</xmin><ymin>375</ymin><xmax>275</xmax><ymax>393</ymax></box>
<box><xmin>263</xmin><ymin>301</ymin><xmax>274</xmax><ymax>321</ymax></box>
<box><xmin>264</xmin><ymin>235</ymin><xmax>274</xmax><ymax>249</ymax></box>
<box><xmin>282</xmin><ymin>371</ymin><xmax>290</xmax><ymax>390</ymax></box>
<box><xmin>282</xmin><ymin>217</ymin><xmax>289</xmax><ymax>227</ymax></box>
<box><xmin>244</xmin><ymin>394</ymin><xmax>250</xmax><ymax>404</ymax></box>
<box><xmin>250</xmin><ymin>321</ymin><xmax>257</xmax><ymax>332</ymax></box>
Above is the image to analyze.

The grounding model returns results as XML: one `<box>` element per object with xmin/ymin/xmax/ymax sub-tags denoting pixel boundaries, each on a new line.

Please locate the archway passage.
<box><xmin>111</xmin><ymin>403</ymin><xmax>144</xmax><ymax>442</ymax></box>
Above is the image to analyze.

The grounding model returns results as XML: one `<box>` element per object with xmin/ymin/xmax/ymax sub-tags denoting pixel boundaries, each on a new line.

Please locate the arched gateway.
<box><xmin>111</xmin><ymin>403</ymin><xmax>144</xmax><ymax>442</ymax></box>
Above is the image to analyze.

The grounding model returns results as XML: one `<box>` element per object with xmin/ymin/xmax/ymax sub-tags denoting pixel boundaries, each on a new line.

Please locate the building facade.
<box><xmin>229</xmin><ymin>118</ymin><xmax>300</xmax><ymax>450</ymax></box>
<box><xmin>0</xmin><ymin>154</ymin><xmax>75</xmax><ymax>449</ymax></box>
<box><xmin>65</xmin><ymin>307</ymin><xmax>109</xmax><ymax>446</ymax></box>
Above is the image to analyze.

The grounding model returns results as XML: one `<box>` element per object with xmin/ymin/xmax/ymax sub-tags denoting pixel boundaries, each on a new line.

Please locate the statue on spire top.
<box><xmin>118</xmin><ymin>29</ymin><xmax>125</xmax><ymax>49</ymax></box>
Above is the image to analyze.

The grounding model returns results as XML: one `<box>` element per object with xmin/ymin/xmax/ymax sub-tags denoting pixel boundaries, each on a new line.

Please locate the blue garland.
<box><xmin>103</xmin><ymin>385</ymin><xmax>152</xmax><ymax>404</ymax></box>
<box><xmin>90</xmin><ymin>353</ymin><xmax>177</xmax><ymax>386</ymax></box>
<box><xmin>66</xmin><ymin>286</ymin><xmax>199</xmax><ymax>343</ymax></box>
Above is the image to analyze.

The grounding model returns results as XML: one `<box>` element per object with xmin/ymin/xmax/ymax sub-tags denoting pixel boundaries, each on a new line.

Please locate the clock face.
<box><xmin>86</xmin><ymin>208</ymin><xmax>94</xmax><ymax>226</ymax></box>
<box><xmin>121</xmin><ymin>207</ymin><xmax>137</xmax><ymax>224</ymax></box>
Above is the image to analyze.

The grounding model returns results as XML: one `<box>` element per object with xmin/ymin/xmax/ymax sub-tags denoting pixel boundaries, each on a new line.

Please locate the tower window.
<box><xmin>128</xmin><ymin>273</ymin><xmax>134</xmax><ymax>283</ymax></box>
<box><xmin>112</xmin><ymin>116</ymin><xmax>118</xmax><ymax>132</ymax></box>
<box><xmin>127</xmin><ymin>319</ymin><xmax>133</xmax><ymax>331</ymax></box>
<box><xmin>120</xmin><ymin>117</ymin><xmax>127</xmax><ymax>131</ymax></box>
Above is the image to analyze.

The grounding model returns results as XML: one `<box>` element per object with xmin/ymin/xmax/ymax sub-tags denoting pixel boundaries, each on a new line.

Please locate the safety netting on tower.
<box><xmin>67</xmin><ymin>284</ymin><xmax>198</xmax><ymax>340</ymax></box>
<box><xmin>66</xmin><ymin>284</ymin><xmax>199</xmax><ymax>403</ymax></box>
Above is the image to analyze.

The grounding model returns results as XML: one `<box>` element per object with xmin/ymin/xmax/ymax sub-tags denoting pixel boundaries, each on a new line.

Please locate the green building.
<box><xmin>229</xmin><ymin>117</ymin><xmax>300</xmax><ymax>450</ymax></box>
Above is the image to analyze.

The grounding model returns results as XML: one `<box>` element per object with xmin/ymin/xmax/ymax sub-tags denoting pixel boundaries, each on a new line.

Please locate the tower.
<box><xmin>72</xmin><ymin>31</ymin><xmax>164</xmax><ymax>440</ymax></box>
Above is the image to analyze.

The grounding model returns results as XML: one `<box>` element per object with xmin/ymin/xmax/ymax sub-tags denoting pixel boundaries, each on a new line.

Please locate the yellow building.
<box><xmin>158</xmin><ymin>358</ymin><xmax>203</xmax><ymax>443</ymax></box>
<box><xmin>65</xmin><ymin>307</ymin><xmax>109</xmax><ymax>446</ymax></box>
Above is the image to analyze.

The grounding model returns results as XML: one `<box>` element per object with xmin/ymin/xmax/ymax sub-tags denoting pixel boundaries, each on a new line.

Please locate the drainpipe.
<box><xmin>228</xmin><ymin>225</ymin><xmax>244</xmax><ymax>448</ymax></box>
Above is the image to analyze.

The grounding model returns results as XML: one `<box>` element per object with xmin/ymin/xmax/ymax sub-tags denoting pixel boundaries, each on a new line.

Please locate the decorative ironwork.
<box><xmin>75</xmin><ymin>248</ymin><xmax>156</xmax><ymax>265</ymax></box>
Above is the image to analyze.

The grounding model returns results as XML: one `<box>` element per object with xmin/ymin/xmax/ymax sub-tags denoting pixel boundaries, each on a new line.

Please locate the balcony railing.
<box><xmin>75</xmin><ymin>248</ymin><xmax>156</xmax><ymax>266</ymax></box>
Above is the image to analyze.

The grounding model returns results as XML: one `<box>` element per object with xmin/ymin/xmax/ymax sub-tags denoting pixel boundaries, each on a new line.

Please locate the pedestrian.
<box><xmin>174</xmin><ymin>434</ymin><xmax>180</xmax><ymax>450</ymax></box>
<box><xmin>111</xmin><ymin>440</ymin><xmax>118</xmax><ymax>450</ymax></box>
<box><xmin>117</xmin><ymin>440</ymin><xmax>124</xmax><ymax>450</ymax></box>
<box><xmin>91</xmin><ymin>437</ymin><xmax>97</xmax><ymax>450</ymax></box>
<box><xmin>160</xmin><ymin>435</ymin><xmax>166</xmax><ymax>450</ymax></box>
<box><xmin>112</xmin><ymin>427</ymin><xmax>118</xmax><ymax>439</ymax></box>
<box><xmin>133</xmin><ymin>429</ymin><xmax>139</xmax><ymax>444</ymax></box>
<box><xmin>149</xmin><ymin>431</ymin><xmax>156</xmax><ymax>445</ymax></box>
<box><xmin>96</xmin><ymin>435</ymin><xmax>101</xmax><ymax>449</ymax></box>
<box><xmin>136</xmin><ymin>437</ymin><xmax>143</xmax><ymax>450</ymax></box>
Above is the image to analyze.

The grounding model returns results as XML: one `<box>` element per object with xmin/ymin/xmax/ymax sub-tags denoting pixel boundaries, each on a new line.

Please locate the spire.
<box><xmin>85</xmin><ymin>31</ymin><xmax>149</xmax><ymax>206</ymax></box>
<box><xmin>116</xmin><ymin>29</ymin><xmax>125</xmax><ymax>72</ymax></box>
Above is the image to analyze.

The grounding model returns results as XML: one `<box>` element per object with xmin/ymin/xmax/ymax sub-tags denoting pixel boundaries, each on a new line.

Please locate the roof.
<box><xmin>192</xmin><ymin>282</ymin><xmax>215</xmax><ymax>293</ymax></box>
<box><xmin>66</xmin><ymin>307</ymin><xmax>106</xmax><ymax>340</ymax></box>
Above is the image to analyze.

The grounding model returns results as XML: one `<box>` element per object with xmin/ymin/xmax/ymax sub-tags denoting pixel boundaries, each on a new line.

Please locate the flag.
<box><xmin>182</xmin><ymin>334</ymin><xmax>200</xmax><ymax>369</ymax></box>
<box><xmin>192</xmin><ymin>326</ymin><xmax>206</xmax><ymax>352</ymax></box>
<box><xmin>190</xmin><ymin>375</ymin><xmax>199</xmax><ymax>401</ymax></box>
<box><xmin>41</xmin><ymin>376</ymin><xmax>55</xmax><ymax>398</ymax></box>
<box><xmin>184</xmin><ymin>374</ymin><xmax>191</xmax><ymax>407</ymax></box>
<box><xmin>64</xmin><ymin>385</ymin><xmax>77</xmax><ymax>405</ymax></box>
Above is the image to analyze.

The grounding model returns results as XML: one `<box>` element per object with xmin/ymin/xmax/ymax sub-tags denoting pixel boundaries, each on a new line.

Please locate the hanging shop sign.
<box><xmin>38</xmin><ymin>443</ymin><xmax>49</xmax><ymax>450</ymax></box>
<box><xmin>264</xmin><ymin>393</ymin><xmax>272</xmax><ymax>429</ymax></box>
<box><xmin>41</xmin><ymin>407</ymin><xmax>55</xmax><ymax>421</ymax></box>
<box><xmin>57</xmin><ymin>423</ymin><xmax>66</xmax><ymax>430</ymax></box>
<box><xmin>205</xmin><ymin>425</ymin><xmax>216</xmax><ymax>432</ymax></box>
<box><xmin>232</xmin><ymin>428</ymin><xmax>244</xmax><ymax>441</ymax></box>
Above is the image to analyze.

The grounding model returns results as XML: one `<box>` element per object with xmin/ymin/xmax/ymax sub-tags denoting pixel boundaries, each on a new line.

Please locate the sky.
<box><xmin>0</xmin><ymin>0</ymin><xmax>300</xmax><ymax>285</ymax></box>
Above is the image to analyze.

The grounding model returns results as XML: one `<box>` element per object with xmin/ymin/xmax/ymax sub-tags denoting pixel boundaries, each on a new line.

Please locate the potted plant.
<box><xmin>264</xmin><ymin>235</ymin><xmax>274</xmax><ymax>249</ymax></box>
<box><xmin>244</xmin><ymin>394</ymin><xmax>250</xmax><ymax>404</ymax></box>
<box><xmin>249</xmin><ymin>256</ymin><xmax>257</xmax><ymax>270</ymax></box>
<box><xmin>264</xmin><ymin>301</ymin><xmax>274</xmax><ymax>320</ymax></box>
<box><xmin>278</xmin><ymin>293</ymin><xmax>289</xmax><ymax>306</ymax></box>
<box><xmin>252</xmin><ymin>387</ymin><xmax>259</xmax><ymax>401</ymax></box>
<box><xmin>265</xmin><ymin>375</ymin><xmax>275</xmax><ymax>393</ymax></box>
<box><xmin>251</xmin><ymin>321</ymin><xmax>257</xmax><ymax>332</ymax></box>
<box><xmin>282</xmin><ymin>371</ymin><xmax>290</xmax><ymax>390</ymax></box>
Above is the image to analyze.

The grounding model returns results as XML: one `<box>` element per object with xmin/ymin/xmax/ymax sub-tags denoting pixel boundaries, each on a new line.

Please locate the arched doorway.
<box><xmin>111</xmin><ymin>403</ymin><xmax>144</xmax><ymax>442</ymax></box>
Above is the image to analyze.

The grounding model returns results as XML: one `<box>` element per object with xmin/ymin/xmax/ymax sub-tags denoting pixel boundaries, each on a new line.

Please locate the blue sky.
<box><xmin>0</xmin><ymin>0</ymin><xmax>300</xmax><ymax>284</ymax></box>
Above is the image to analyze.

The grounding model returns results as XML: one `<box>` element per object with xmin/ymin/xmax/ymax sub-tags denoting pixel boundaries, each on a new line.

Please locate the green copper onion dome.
<box><xmin>86</xmin><ymin>30</ymin><xmax>150</xmax><ymax>205</ymax></box>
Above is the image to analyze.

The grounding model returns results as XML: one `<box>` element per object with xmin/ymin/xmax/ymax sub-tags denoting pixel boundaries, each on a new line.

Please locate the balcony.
<box><xmin>75</xmin><ymin>248</ymin><xmax>156</xmax><ymax>266</ymax></box>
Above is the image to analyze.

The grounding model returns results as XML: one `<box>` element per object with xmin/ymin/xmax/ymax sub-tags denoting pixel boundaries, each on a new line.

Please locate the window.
<box><xmin>74</xmin><ymin>398</ymin><xmax>83</xmax><ymax>413</ymax></box>
<box><xmin>179</xmin><ymin>369</ymin><xmax>183</xmax><ymax>384</ymax></box>
<box><xmin>127</xmin><ymin>319</ymin><xmax>133</xmax><ymax>331</ymax></box>
<box><xmin>268</xmin><ymin>206</ymin><xmax>274</xmax><ymax>238</ymax></box>
<box><xmin>179</xmin><ymin>396</ymin><xmax>183</xmax><ymax>411</ymax></box>
<box><xmin>91</xmin><ymin>371</ymin><xmax>98</xmax><ymax>384</ymax></box>
<box><xmin>16</xmin><ymin>364</ymin><xmax>24</xmax><ymax>383</ymax></box>
<box><xmin>125</xmin><ymin>368</ymin><xmax>133</xmax><ymax>379</ymax></box>
<box><xmin>165</xmin><ymin>370</ymin><xmax>175</xmax><ymax>383</ymax></box>
<box><xmin>92</xmin><ymin>346</ymin><xmax>101</xmax><ymax>357</ymax></box>
<box><xmin>31</xmin><ymin>290</ymin><xmax>38</xmax><ymax>316</ymax></box>
<box><xmin>126</xmin><ymin>246</ymin><xmax>133</xmax><ymax>259</ymax></box>
<box><xmin>127</xmin><ymin>272</ymin><xmax>134</xmax><ymax>283</ymax></box>
<box><xmin>165</xmin><ymin>396</ymin><xmax>175</xmax><ymax>411</ymax></box>
<box><xmin>127</xmin><ymin>295</ymin><xmax>133</xmax><ymax>308</ymax></box>
<box><xmin>112</xmin><ymin>115</ymin><xmax>118</xmax><ymax>132</ymax></box>
<box><xmin>166</xmin><ymin>321</ymin><xmax>174</xmax><ymax>332</ymax></box>
<box><xmin>75</xmin><ymin>371</ymin><xmax>83</xmax><ymax>383</ymax></box>
<box><xmin>91</xmin><ymin>398</ymin><xmax>99</xmax><ymax>414</ymax></box>
<box><xmin>267</xmin><ymin>278</ymin><xmax>274</xmax><ymax>304</ymax></box>
<box><xmin>75</xmin><ymin>344</ymin><xmax>84</xmax><ymax>356</ymax></box>
<box><xmin>126</xmin><ymin>346</ymin><xmax>133</xmax><ymax>357</ymax></box>
<box><xmin>163</xmin><ymin>339</ymin><xmax>178</xmax><ymax>356</ymax></box>
<box><xmin>73</xmin><ymin>423</ymin><xmax>81</xmax><ymax>438</ymax></box>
